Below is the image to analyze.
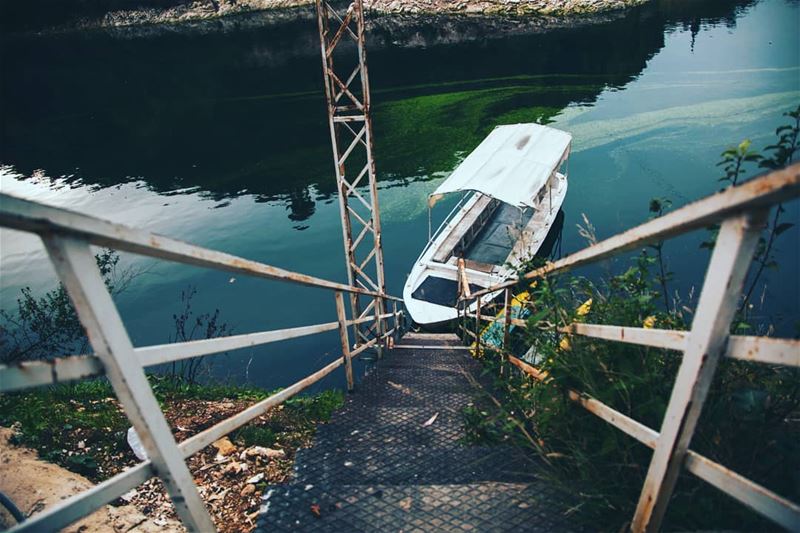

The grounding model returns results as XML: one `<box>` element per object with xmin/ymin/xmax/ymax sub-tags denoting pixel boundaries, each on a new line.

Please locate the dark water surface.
<box><xmin>1</xmin><ymin>0</ymin><xmax>798</xmax><ymax>389</ymax></box>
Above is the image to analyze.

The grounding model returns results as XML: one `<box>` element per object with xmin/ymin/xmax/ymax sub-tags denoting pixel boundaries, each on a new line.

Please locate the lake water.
<box><xmin>1</xmin><ymin>0</ymin><xmax>798</xmax><ymax>390</ymax></box>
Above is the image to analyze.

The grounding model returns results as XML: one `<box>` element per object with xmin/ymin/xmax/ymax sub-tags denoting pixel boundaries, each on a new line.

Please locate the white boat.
<box><xmin>403</xmin><ymin>123</ymin><xmax>572</xmax><ymax>327</ymax></box>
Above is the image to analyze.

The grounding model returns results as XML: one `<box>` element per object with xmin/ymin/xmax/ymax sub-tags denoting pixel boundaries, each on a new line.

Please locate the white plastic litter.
<box><xmin>127</xmin><ymin>427</ymin><xmax>148</xmax><ymax>461</ymax></box>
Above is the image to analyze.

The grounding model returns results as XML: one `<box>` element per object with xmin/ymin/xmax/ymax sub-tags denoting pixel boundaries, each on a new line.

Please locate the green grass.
<box><xmin>0</xmin><ymin>377</ymin><xmax>344</xmax><ymax>480</ymax></box>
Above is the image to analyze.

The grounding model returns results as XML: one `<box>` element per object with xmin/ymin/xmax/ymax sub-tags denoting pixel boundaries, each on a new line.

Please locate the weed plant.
<box><xmin>464</xmin><ymin>106</ymin><xmax>800</xmax><ymax>531</ymax></box>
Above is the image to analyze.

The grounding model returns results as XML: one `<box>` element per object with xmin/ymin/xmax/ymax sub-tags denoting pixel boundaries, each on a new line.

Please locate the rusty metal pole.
<box><xmin>474</xmin><ymin>297</ymin><xmax>482</xmax><ymax>357</ymax></box>
<box><xmin>316</xmin><ymin>0</ymin><xmax>387</xmax><ymax>350</ymax></box>
<box><xmin>391</xmin><ymin>299</ymin><xmax>399</xmax><ymax>346</ymax></box>
<box><xmin>374</xmin><ymin>295</ymin><xmax>385</xmax><ymax>359</ymax></box>
<box><xmin>502</xmin><ymin>288</ymin><xmax>512</xmax><ymax>374</ymax></box>
<box><xmin>334</xmin><ymin>291</ymin><xmax>354</xmax><ymax>392</ymax></box>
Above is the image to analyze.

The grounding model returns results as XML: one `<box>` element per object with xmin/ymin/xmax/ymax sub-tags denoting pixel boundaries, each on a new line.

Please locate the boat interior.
<box><xmin>411</xmin><ymin>194</ymin><xmax>532</xmax><ymax>307</ymax></box>
<box><xmin>404</xmin><ymin>123</ymin><xmax>572</xmax><ymax>325</ymax></box>
<box><xmin>431</xmin><ymin>195</ymin><xmax>532</xmax><ymax>272</ymax></box>
<box><xmin>409</xmin><ymin>171</ymin><xmax>566</xmax><ymax>310</ymax></box>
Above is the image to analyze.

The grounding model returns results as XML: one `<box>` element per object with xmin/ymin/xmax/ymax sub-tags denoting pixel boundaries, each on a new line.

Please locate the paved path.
<box><xmin>256</xmin><ymin>333</ymin><xmax>573</xmax><ymax>532</ymax></box>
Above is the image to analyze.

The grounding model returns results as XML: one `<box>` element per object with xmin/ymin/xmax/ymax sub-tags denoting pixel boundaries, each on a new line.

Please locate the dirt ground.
<box><xmin>0</xmin><ymin>393</ymin><xmax>321</xmax><ymax>532</ymax></box>
<box><xmin>0</xmin><ymin>427</ymin><xmax>184</xmax><ymax>532</ymax></box>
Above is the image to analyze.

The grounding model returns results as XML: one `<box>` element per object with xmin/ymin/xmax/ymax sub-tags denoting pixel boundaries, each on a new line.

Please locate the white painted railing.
<box><xmin>0</xmin><ymin>193</ymin><xmax>405</xmax><ymax>532</ymax></box>
<box><xmin>459</xmin><ymin>164</ymin><xmax>800</xmax><ymax>532</ymax></box>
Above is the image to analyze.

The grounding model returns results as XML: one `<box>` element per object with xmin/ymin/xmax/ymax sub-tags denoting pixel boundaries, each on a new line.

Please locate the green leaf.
<box><xmin>775</xmin><ymin>222</ymin><xmax>794</xmax><ymax>236</ymax></box>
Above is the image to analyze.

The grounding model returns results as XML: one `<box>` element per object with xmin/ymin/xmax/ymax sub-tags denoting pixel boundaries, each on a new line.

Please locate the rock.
<box><xmin>223</xmin><ymin>461</ymin><xmax>243</xmax><ymax>475</ymax></box>
<box><xmin>244</xmin><ymin>446</ymin><xmax>286</xmax><ymax>459</ymax></box>
<box><xmin>211</xmin><ymin>437</ymin><xmax>236</xmax><ymax>456</ymax></box>
<box><xmin>240</xmin><ymin>484</ymin><xmax>256</xmax><ymax>496</ymax></box>
<box><xmin>246</xmin><ymin>472</ymin><xmax>265</xmax><ymax>484</ymax></box>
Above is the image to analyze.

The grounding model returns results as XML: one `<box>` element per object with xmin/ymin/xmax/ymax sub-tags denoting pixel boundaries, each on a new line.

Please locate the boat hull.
<box><xmin>404</xmin><ymin>177</ymin><xmax>567</xmax><ymax>328</ymax></box>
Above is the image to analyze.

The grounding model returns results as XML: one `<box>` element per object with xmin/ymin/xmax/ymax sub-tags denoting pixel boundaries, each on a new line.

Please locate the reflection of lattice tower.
<box><xmin>316</xmin><ymin>0</ymin><xmax>387</xmax><ymax>346</ymax></box>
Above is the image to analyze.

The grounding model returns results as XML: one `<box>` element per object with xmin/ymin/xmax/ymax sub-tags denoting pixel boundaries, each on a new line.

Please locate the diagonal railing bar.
<box><xmin>325</xmin><ymin>3</ymin><xmax>358</xmax><ymax>40</ymax></box>
<box><xmin>352</xmin><ymin>261</ymin><xmax>381</xmax><ymax>292</ymax></box>
<box><xmin>460</xmin><ymin>164</ymin><xmax>800</xmax><ymax>532</ymax></box>
<box><xmin>0</xmin><ymin>193</ymin><xmax>397</xmax><ymax>301</ymax></box>
<box><xmin>0</xmin><ymin>193</ymin><xmax>406</xmax><ymax>532</ymax></box>
<box><xmin>8</xmin><ymin>462</ymin><xmax>154</xmax><ymax>533</ymax></box>
<box><xmin>334</xmin><ymin>64</ymin><xmax>362</xmax><ymax>104</ymax></box>
<box><xmin>359</xmin><ymin>246</ymin><xmax>377</xmax><ymax>272</ymax></box>
<box><xmin>342</xmin><ymin>120</ymin><xmax>369</xmax><ymax>147</ymax></box>
<box><xmin>351</xmin><ymin>220</ymin><xmax>374</xmax><ymax>251</ymax></box>
<box><xmin>329</xmin><ymin>68</ymin><xmax>364</xmax><ymax>111</ymax></box>
<box><xmin>0</xmin><ymin>314</ymin><xmax>411</xmax><ymax>393</ymax></box>
<box><xmin>43</xmin><ymin>234</ymin><xmax>215</xmax><ymax>531</ymax></box>
<box><xmin>506</xmin><ymin>355</ymin><xmax>800</xmax><ymax>531</ymax></box>
<box><xmin>349</xmin><ymin>161</ymin><xmax>371</xmax><ymax>190</ymax></box>
<box><xmin>345</xmin><ymin>181</ymin><xmax>373</xmax><ymax>213</ymax></box>
<box><xmin>632</xmin><ymin>210</ymin><xmax>767</xmax><ymax>530</ymax></box>
<box><xmin>464</xmin><ymin>165</ymin><xmax>800</xmax><ymax>301</ymax></box>
<box><xmin>346</xmin><ymin>201</ymin><xmax>372</xmax><ymax>229</ymax></box>
<box><xmin>337</xmin><ymin>124</ymin><xmax>367</xmax><ymax>165</ymax></box>
<box><xmin>325</xmin><ymin>9</ymin><xmax>354</xmax><ymax>56</ymax></box>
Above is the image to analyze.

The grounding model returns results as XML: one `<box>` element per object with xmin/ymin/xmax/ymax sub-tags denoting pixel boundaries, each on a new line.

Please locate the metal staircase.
<box><xmin>256</xmin><ymin>332</ymin><xmax>573</xmax><ymax>532</ymax></box>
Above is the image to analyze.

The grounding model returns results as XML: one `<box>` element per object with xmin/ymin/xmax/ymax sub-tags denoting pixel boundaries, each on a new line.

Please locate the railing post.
<box><xmin>42</xmin><ymin>235</ymin><xmax>215</xmax><ymax>533</ymax></box>
<box><xmin>397</xmin><ymin>300</ymin><xmax>404</xmax><ymax>334</ymax></box>
<box><xmin>502</xmin><ymin>288</ymin><xmax>512</xmax><ymax>374</ymax></box>
<box><xmin>631</xmin><ymin>211</ymin><xmax>768</xmax><ymax>532</ymax></box>
<box><xmin>334</xmin><ymin>291</ymin><xmax>354</xmax><ymax>392</ymax></box>
<box><xmin>374</xmin><ymin>295</ymin><xmax>385</xmax><ymax>359</ymax></box>
<box><xmin>474</xmin><ymin>296</ymin><xmax>482</xmax><ymax>357</ymax></box>
<box><xmin>391</xmin><ymin>299</ymin><xmax>399</xmax><ymax>347</ymax></box>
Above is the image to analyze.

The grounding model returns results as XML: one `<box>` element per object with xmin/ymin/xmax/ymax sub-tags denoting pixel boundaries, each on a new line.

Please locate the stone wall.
<box><xmin>3</xmin><ymin>0</ymin><xmax>649</xmax><ymax>33</ymax></box>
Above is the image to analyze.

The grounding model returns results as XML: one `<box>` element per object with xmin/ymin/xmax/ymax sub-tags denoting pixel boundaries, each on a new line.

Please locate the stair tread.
<box><xmin>256</xmin><ymin>480</ymin><xmax>575</xmax><ymax>532</ymax></box>
<box><xmin>256</xmin><ymin>322</ymin><xmax>575</xmax><ymax>532</ymax></box>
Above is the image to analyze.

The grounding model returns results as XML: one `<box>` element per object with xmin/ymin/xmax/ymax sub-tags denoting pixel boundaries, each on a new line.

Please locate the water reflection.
<box><xmin>0</xmin><ymin>0</ymin><xmax>797</xmax><ymax>387</ymax></box>
<box><xmin>0</xmin><ymin>0</ymin><xmax>758</xmax><ymax>224</ymax></box>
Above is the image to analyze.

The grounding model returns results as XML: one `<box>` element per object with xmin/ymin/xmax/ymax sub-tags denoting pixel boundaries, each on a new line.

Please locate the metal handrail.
<box><xmin>460</xmin><ymin>163</ymin><xmax>800</xmax><ymax>531</ymax></box>
<box><xmin>420</xmin><ymin>190</ymin><xmax>472</xmax><ymax>261</ymax></box>
<box><xmin>462</xmin><ymin>164</ymin><xmax>799</xmax><ymax>301</ymax></box>
<box><xmin>0</xmin><ymin>192</ymin><xmax>401</xmax><ymax>302</ymax></box>
<box><xmin>0</xmin><ymin>192</ymin><xmax>406</xmax><ymax>533</ymax></box>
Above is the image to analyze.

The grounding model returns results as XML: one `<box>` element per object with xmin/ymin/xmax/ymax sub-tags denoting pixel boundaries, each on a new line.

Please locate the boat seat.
<box><xmin>432</xmin><ymin>195</ymin><xmax>498</xmax><ymax>263</ymax></box>
<box><xmin>464</xmin><ymin>259</ymin><xmax>495</xmax><ymax>273</ymax></box>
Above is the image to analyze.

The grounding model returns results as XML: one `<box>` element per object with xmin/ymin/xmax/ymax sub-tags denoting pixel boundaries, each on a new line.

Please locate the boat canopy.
<box><xmin>431</xmin><ymin>123</ymin><xmax>571</xmax><ymax>209</ymax></box>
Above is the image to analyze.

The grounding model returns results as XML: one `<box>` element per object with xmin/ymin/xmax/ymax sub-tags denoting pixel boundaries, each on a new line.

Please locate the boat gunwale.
<box><xmin>405</xmin><ymin>173</ymin><xmax>568</xmax><ymax>326</ymax></box>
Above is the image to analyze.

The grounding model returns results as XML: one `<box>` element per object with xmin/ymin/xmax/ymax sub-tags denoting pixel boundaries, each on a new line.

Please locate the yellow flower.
<box><xmin>738</xmin><ymin>139</ymin><xmax>751</xmax><ymax>153</ymax></box>
<box><xmin>559</xmin><ymin>337</ymin><xmax>571</xmax><ymax>351</ymax></box>
<box><xmin>576</xmin><ymin>298</ymin><xmax>592</xmax><ymax>317</ymax></box>
<box><xmin>643</xmin><ymin>315</ymin><xmax>657</xmax><ymax>329</ymax></box>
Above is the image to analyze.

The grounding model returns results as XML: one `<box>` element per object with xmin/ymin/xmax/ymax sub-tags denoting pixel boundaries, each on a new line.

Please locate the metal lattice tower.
<box><xmin>316</xmin><ymin>0</ymin><xmax>387</xmax><ymax>347</ymax></box>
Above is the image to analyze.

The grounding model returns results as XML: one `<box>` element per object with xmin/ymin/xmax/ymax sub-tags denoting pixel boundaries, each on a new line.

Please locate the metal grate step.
<box><xmin>256</xmin><ymin>481</ymin><xmax>575</xmax><ymax>533</ymax></box>
<box><xmin>292</xmin><ymin>444</ymin><xmax>541</xmax><ymax>485</ymax></box>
